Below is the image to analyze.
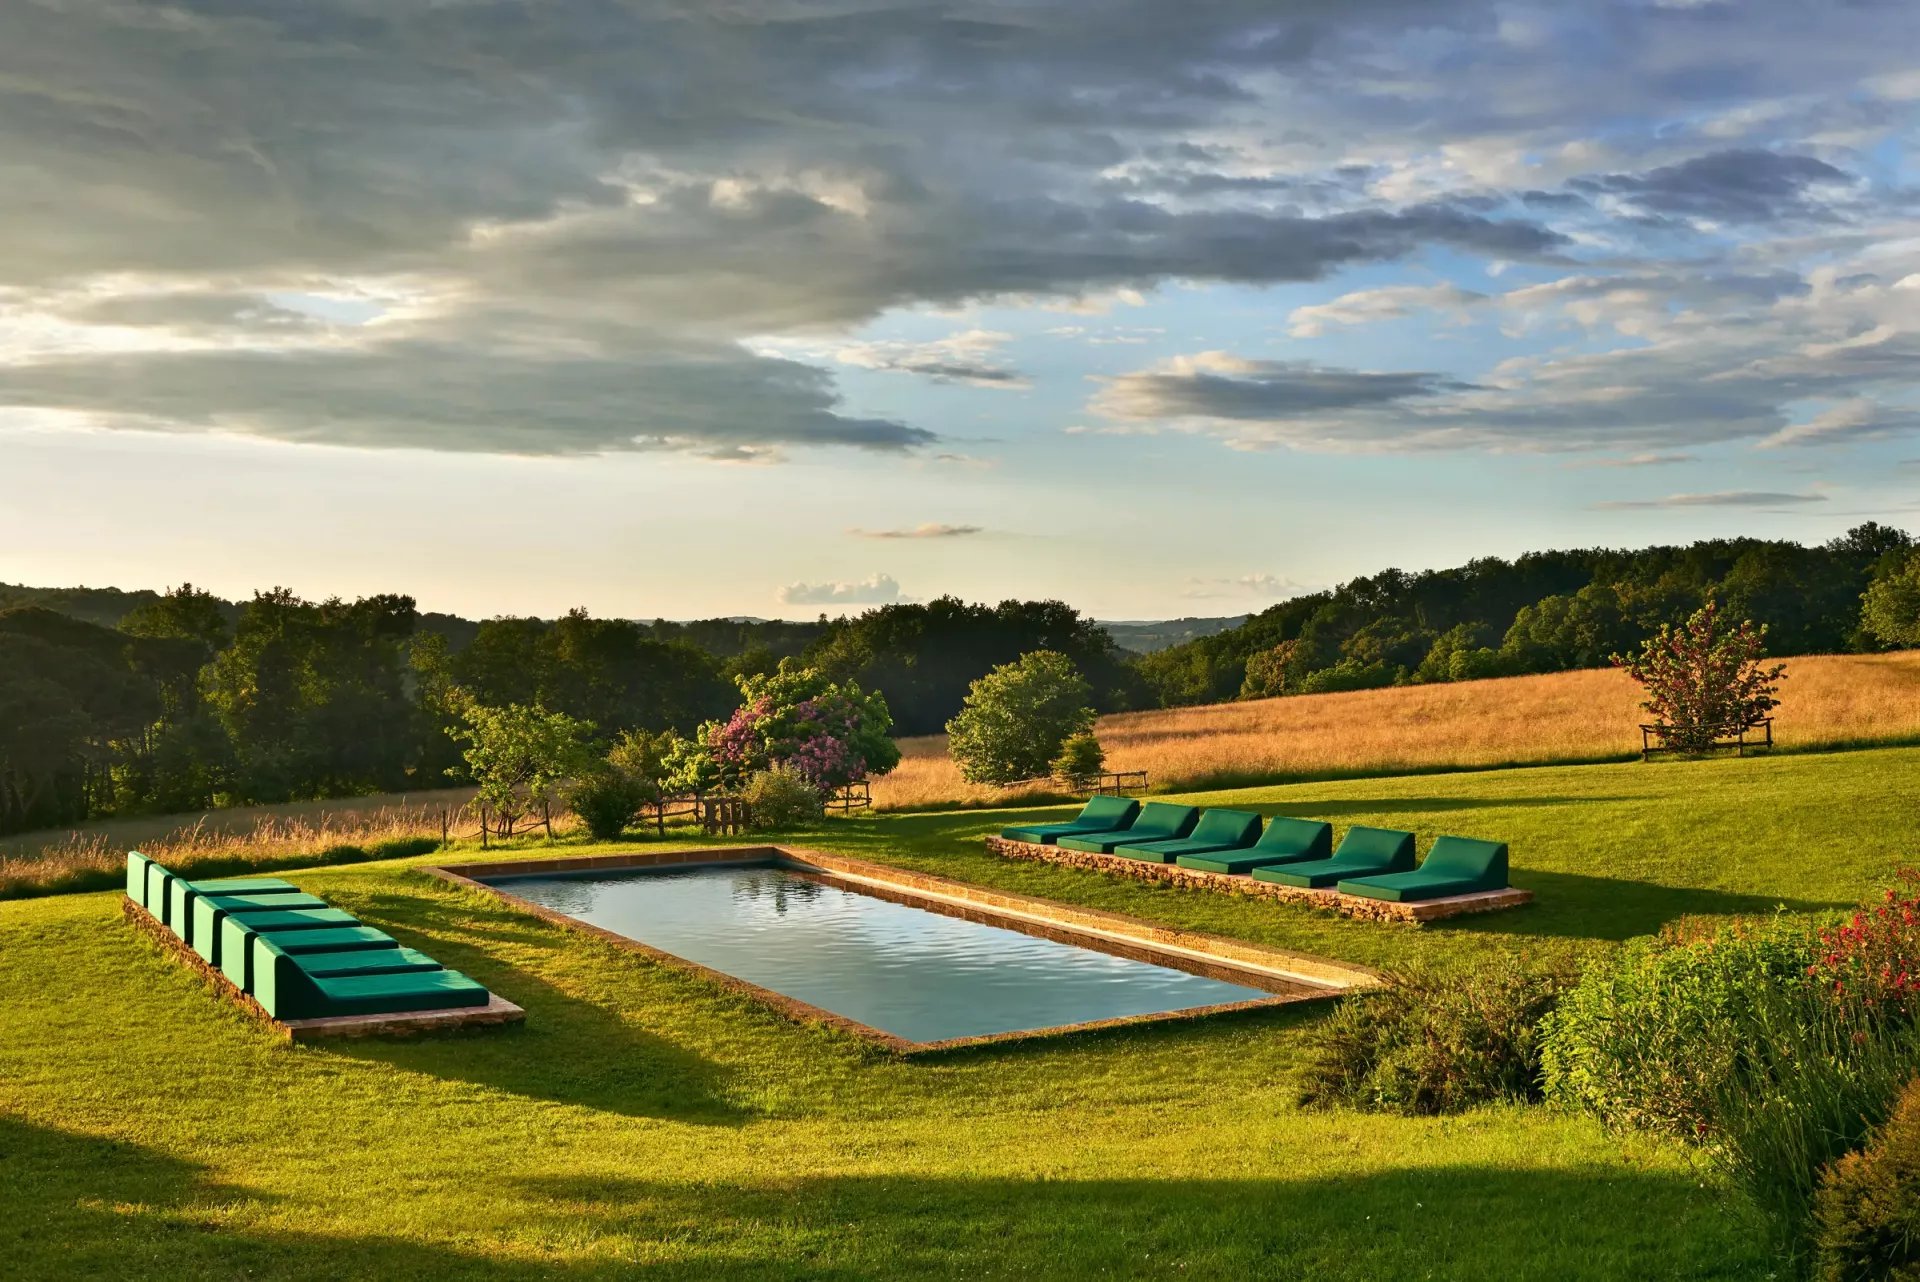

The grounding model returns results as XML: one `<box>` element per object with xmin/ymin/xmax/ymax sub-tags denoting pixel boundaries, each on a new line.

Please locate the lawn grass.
<box><xmin>7</xmin><ymin>747</ymin><xmax>1915</xmax><ymax>1278</ymax></box>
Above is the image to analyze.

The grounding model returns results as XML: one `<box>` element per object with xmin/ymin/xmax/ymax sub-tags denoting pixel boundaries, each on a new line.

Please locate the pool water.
<box><xmin>491</xmin><ymin>864</ymin><xmax>1272</xmax><ymax>1044</ymax></box>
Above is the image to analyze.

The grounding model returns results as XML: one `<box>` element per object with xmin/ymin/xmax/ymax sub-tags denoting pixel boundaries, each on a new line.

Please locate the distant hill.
<box><xmin>0</xmin><ymin>580</ymin><xmax>1227</xmax><ymax>657</ymax></box>
<box><xmin>1097</xmin><ymin>616</ymin><xmax>1250</xmax><ymax>654</ymax></box>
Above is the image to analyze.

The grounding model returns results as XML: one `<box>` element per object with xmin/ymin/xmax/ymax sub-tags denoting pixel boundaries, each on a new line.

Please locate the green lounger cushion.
<box><xmin>206</xmin><ymin>905</ymin><xmax>353</xmax><ymax>974</ymax></box>
<box><xmin>170</xmin><ymin>879</ymin><xmax>308</xmax><ymax>949</ymax></box>
<box><xmin>1055</xmin><ymin>802</ymin><xmax>1200</xmax><ymax>854</ymax></box>
<box><xmin>1250</xmin><ymin>826</ymin><xmax>1417</xmax><ymax>888</ymax></box>
<box><xmin>254</xmin><ymin>935</ymin><xmax>487</xmax><ymax>1019</ymax></box>
<box><xmin>293</xmin><ymin>947</ymin><xmax>441</xmax><ymax>979</ymax></box>
<box><xmin>1339</xmin><ymin>837</ymin><xmax>1511</xmax><ymax>902</ymax></box>
<box><xmin>1243</xmin><ymin>817</ymin><xmax>1335</xmax><ymax>866</ymax></box>
<box><xmin>125</xmin><ymin>852</ymin><xmax>156</xmax><ymax>908</ymax></box>
<box><xmin>312</xmin><ymin>970</ymin><xmax>489</xmax><ymax>1018</ymax></box>
<box><xmin>188</xmin><ymin>892</ymin><xmax>329</xmax><ymax>961</ymax></box>
<box><xmin>999</xmin><ymin>795</ymin><xmax>1141</xmax><ymax>844</ymax></box>
<box><xmin>220</xmin><ymin>921</ymin><xmax>395</xmax><ymax>992</ymax></box>
<box><xmin>1116</xmin><ymin>809</ymin><xmax>1263</xmax><ymax>863</ymax></box>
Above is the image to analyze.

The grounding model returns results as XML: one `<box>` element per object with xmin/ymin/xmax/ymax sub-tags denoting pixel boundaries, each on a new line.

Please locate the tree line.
<box><xmin>3</xmin><ymin>523</ymin><xmax>1916</xmax><ymax>835</ymax></box>
<box><xmin>1137</xmin><ymin>523</ymin><xmax>1919</xmax><ymax>707</ymax></box>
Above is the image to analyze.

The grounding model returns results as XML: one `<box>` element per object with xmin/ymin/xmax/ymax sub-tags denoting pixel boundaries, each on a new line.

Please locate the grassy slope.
<box><xmin>8</xmin><ymin>747</ymin><xmax>1916</xmax><ymax>1279</ymax></box>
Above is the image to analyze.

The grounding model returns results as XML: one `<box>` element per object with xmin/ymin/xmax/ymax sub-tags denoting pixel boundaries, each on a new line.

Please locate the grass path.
<box><xmin>8</xmin><ymin>747</ymin><xmax>1915</xmax><ymax>1278</ymax></box>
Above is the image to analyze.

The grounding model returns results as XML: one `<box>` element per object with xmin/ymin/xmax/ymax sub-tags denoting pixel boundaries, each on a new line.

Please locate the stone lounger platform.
<box><xmin>122</xmin><ymin>891</ymin><xmax>524</xmax><ymax>1042</ymax></box>
<box><xmin>984</xmin><ymin>836</ymin><xmax>1533</xmax><ymax>925</ymax></box>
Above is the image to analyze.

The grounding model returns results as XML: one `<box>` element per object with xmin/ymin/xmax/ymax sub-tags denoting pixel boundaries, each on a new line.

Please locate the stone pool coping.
<box><xmin>426</xmin><ymin>846</ymin><xmax>1380</xmax><ymax>1056</ymax></box>
<box><xmin>984</xmin><ymin>836</ymin><xmax>1534</xmax><ymax>924</ymax></box>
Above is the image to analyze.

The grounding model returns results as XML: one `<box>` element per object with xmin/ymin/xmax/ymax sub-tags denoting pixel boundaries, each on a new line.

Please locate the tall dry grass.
<box><xmin>869</xmin><ymin>651</ymin><xmax>1920</xmax><ymax>811</ymax></box>
<box><xmin>0</xmin><ymin>794</ymin><xmax>483</xmax><ymax>900</ymax></box>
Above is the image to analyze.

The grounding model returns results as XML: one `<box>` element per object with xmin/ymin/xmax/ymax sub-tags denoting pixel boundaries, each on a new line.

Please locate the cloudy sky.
<box><xmin>3</xmin><ymin>0</ymin><xmax>1919</xmax><ymax>620</ymax></box>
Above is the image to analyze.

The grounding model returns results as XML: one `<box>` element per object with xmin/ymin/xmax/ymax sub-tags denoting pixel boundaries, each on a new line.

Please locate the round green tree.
<box><xmin>945</xmin><ymin>650</ymin><xmax>1094</xmax><ymax>785</ymax></box>
<box><xmin>1861</xmin><ymin>549</ymin><xmax>1920</xmax><ymax>648</ymax></box>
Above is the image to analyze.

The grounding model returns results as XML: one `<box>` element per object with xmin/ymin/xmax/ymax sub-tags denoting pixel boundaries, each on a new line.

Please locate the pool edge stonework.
<box><xmin>427</xmin><ymin>846</ymin><xmax>1379</xmax><ymax>1055</ymax></box>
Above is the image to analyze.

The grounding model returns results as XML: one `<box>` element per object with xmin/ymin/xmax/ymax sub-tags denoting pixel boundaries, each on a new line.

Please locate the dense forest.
<box><xmin>3</xmin><ymin>523</ymin><xmax>1916</xmax><ymax>835</ymax></box>
<box><xmin>1137</xmin><ymin>523</ymin><xmax>1917</xmax><ymax>705</ymax></box>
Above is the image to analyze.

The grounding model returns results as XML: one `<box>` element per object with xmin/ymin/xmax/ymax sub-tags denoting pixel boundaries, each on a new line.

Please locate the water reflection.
<box><xmin>494</xmin><ymin>866</ymin><xmax>1270</xmax><ymax>1043</ymax></box>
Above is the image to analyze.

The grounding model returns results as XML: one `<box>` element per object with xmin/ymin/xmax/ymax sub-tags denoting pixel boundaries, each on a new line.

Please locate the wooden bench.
<box><xmin>1640</xmin><ymin>717</ymin><xmax>1773</xmax><ymax>760</ymax></box>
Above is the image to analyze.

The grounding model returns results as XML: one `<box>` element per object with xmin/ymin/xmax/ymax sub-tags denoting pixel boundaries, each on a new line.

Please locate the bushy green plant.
<box><xmin>1541</xmin><ymin>917</ymin><xmax>1817</xmax><ymax>1139</ymax></box>
<box><xmin>700</xmin><ymin>661</ymin><xmax>899</xmax><ymax>792</ymax></box>
<box><xmin>1050</xmin><ymin>732</ymin><xmax>1105</xmax><ymax>783</ymax></box>
<box><xmin>1298</xmin><ymin>957</ymin><xmax>1578</xmax><ymax>1116</ymax></box>
<box><xmin>570</xmin><ymin>769</ymin><xmax>645</xmax><ymax>840</ymax></box>
<box><xmin>743</xmin><ymin>764</ymin><xmax>825</xmax><ymax>831</ymax></box>
<box><xmin>1711</xmin><ymin>983</ymin><xmax>1920</xmax><ymax>1264</ymax></box>
<box><xmin>946</xmin><ymin>650</ymin><xmax>1095</xmax><ymax>785</ymax></box>
<box><xmin>1861</xmin><ymin>548</ymin><xmax>1920</xmax><ymax>649</ymax></box>
<box><xmin>1295</xmin><ymin>658</ymin><xmax>1397</xmax><ymax>695</ymax></box>
<box><xmin>1814</xmin><ymin>1076</ymin><xmax>1920</xmax><ymax>1281</ymax></box>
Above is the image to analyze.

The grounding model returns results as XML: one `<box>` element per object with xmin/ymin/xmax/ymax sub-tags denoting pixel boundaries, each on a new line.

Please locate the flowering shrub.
<box><xmin>1809</xmin><ymin>870</ymin><xmax>1920</xmax><ymax>1021</ymax></box>
<box><xmin>696</xmin><ymin>661</ymin><xmax>898</xmax><ymax>794</ymax></box>
<box><xmin>1613</xmin><ymin>595</ymin><xmax>1786</xmax><ymax>754</ymax></box>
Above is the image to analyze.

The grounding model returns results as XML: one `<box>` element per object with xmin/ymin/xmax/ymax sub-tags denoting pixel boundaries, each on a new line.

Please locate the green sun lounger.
<box><xmin>1176</xmin><ymin>815</ymin><xmax>1332</xmax><ymax>874</ymax></box>
<box><xmin>1251</xmin><ymin>826</ymin><xmax>1416</xmax><ymax>889</ymax></box>
<box><xmin>1338</xmin><ymin>836</ymin><xmax>1511</xmax><ymax>902</ymax></box>
<box><xmin>999</xmin><ymin>795</ymin><xmax>1141</xmax><ymax>845</ymax></box>
<box><xmin>1054</xmin><ymin>802</ymin><xmax>1200</xmax><ymax>854</ymax></box>
<box><xmin>220</xmin><ymin>920</ymin><xmax>399</xmax><ymax>993</ymax></box>
<box><xmin>252</xmin><ymin>934</ymin><xmax>489</xmax><ymax>1020</ymax></box>
<box><xmin>187</xmin><ymin>891</ymin><xmax>330</xmax><ymax>963</ymax></box>
<box><xmin>1113</xmin><ymin>809</ymin><xmax>1263</xmax><ymax>863</ymax></box>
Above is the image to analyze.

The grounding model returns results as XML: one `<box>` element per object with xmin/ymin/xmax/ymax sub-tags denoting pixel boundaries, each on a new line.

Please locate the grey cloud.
<box><xmin>1568</xmin><ymin>150</ymin><xmax>1853</xmax><ymax>224</ymax></box>
<box><xmin>1093</xmin><ymin>355</ymin><xmax>1474</xmax><ymax>423</ymax></box>
<box><xmin>1591</xmin><ymin>491</ymin><xmax>1828</xmax><ymax>511</ymax></box>
<box><xmin>0</xmin><ymin>330</ymin><xmax>932</xmax><ymax>456</ymax></box>
<box><xmin>58</xmin><ymin>291</ymin><xmax>320</xmax><ymax>333</ymax></box>
<box><xmin>849</xmin><ymin>524</ymin><xmax>984</xmax><ymax>539</ymax></box>
<box><xmin>1</xmin><ymin>0</ymin><xmax>1917</xmax><ymax>461</ymax></box>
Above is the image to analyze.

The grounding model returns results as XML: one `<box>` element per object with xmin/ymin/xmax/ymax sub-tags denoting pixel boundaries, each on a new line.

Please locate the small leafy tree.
<box><xmin>1239</xmin><ymin>641</ymin><xmax>1298</xmax><ymax>699</ymax></box>
<box><xmin>1861</xmin><ymin>549</ymin><xmax>1920</xmax><ymax>648</ymax></box>
<box><xmin>946</xmin><ymin>650</ymin><xmax>1094</xmax><ymax>785</ymax></box>
<box><xmin>448</xmin><ymin>695</ymin><xmax>595</xmax><ymax>840</ymax></box>
<box><xmin>1050</xmin><ymin>732</ymin><xmax>1105</xmax><ymax>784</ymax></box>
<box><xmin>1613</xmin><ymin>596</ymin><xmax>1786</xmax><ymax>755</ymax></box>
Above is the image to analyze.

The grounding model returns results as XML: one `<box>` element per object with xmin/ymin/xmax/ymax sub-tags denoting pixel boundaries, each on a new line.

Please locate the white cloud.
<box><xmin>1286</xmin><ymin>283</ymin><xmax>1484</xmax><ymax>337</ymax></box>
<box><xmin>777</xmin><ymin>574</ymin><xmax>904</xmax><ymax>606</ymax></box>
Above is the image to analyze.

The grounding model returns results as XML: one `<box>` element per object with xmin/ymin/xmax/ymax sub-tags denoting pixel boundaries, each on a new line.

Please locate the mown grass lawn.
<box><xmin>5</xmin><ymin>747</ymin><xmax>1915</xmax><ymax>1279</ymax></box>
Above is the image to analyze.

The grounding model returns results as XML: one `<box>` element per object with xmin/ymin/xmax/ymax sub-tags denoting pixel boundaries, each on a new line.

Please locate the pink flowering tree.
<box><xmin>1613</xmin><ymin>595</ymin><xmax>1786</xmax><ymax>755</ymax></box>
<box><xmin>695</xmin><ymin>661</ymin><xmax>899</xmax><ymax>794</ymax></box>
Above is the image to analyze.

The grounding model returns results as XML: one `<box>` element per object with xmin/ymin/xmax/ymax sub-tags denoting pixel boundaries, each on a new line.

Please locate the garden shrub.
<box><xmin>1298</xmin><ymin>956</ymin><xmax>1577</xmax><ymax>1116</ymax></box>
<box><xmin>1050</xmin><ymin>732</ymin><xmax>1105</xmax><ymax>783</ymax></box>
<box><xmin>1711</xmin><ymin>981</ymin><xmax>1920</xmax><ymax>1264</ymax></box>
<box><xmin>1814</xmin><ymin>1076</ymin><xmax>1920</xmax><ymax>1281</ymax></box>
<box><xmin>570</xmin><ymin>770</ymin><xmax>645</xmax><ymax>840</ymax></box>
<box><xmin>743</xmin><ymin>765</ymin><xmax>825</xmax><ymax>832</ymax></box>
<box><xmin>1540</xmin><ymin>916</ymin><xmax>1817</xmax><ymax>1140</ymax></box>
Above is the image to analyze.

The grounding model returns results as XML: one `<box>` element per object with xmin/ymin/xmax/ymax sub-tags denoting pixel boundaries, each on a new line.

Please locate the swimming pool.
<box><xmin>440</xmin><ymin>847</ymin><xmax>1367</xmax><ymax>1052</ymax></box>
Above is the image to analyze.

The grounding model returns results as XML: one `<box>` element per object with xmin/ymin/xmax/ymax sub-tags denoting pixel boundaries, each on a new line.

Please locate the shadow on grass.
<box><xmin>502</xmin><ymin>1164</ymin><xmax>1762</xmax><ymax>1279</ymax></box>
<box><xmin>3</xmin><ymin>1111</ymin><xmax>1765</xmax><ymax>1279</ymax></box>
<box><xmin>1447</xmin><ymin>868</ymin><xmax>1851</xmax><ymax>943</ymax></box>
<box><xmin>311</xmin><ymin>883</ymin><xmax>754</xmax><ymax>1126</ymax></box>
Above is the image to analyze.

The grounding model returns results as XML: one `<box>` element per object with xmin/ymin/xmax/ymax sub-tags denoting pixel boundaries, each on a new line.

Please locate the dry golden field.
<box><xmin>0</xmin><ymin>789</ymin><xmax>480</xmax><ymax>896</ymax></box>
<box><xmin>869</xmin><ymin>650</ymin><xmax>1920</xmax><ymax>810</ymax></box>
